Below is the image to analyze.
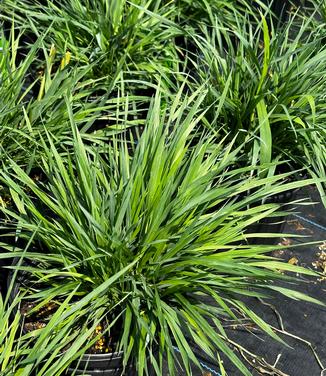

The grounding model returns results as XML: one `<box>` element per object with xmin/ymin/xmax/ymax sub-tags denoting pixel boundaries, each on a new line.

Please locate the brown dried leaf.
<box><xmin>288</xmin><ymin>257</ymin><xmax>298</xmax><ymax>265</ymax></box>
<box><xmin>318</xmin><ymin>242</ymin><xmax>326</xmax><ymax>251</ymax></box>
<box><xmin>272</xmin><ymin>249</ymin><xmax>286</xmax><ymax>258</ymax></box>
<box><xmin>313</xmin><ymin>251</ymin><xmax>326</xmax><ymax>274</ymax></box>
<box><xmin>294</xmin><ymin>221</ymin><xmax>306</xmax><ymax>231</ymax></box>
<box><xmin>280</xmin><ymin>238</ymin><xmax>292</xmax><ymax>246</ymax></box>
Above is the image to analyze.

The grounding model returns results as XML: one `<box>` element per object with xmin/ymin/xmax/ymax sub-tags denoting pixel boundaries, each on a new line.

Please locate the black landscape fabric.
<box><xmin>179</xmin><ymin>185</ymin><xmax>326</xmax><ymax>376</ymax></box>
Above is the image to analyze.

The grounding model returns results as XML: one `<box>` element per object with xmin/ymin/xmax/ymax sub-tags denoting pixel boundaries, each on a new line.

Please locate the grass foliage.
<box><xmin>1</xmin><ymin>91</ymin><xmax>323</xmax><ymax>375</ymax></box>
<box><xmin>0</xmin><ymin>29</ymin><xmax>154</xmax><ymax>170</ymax></box>
<box><xmin>0</xmin><ymin>0</ymin><xmax>182</xmax><ymax>80</ymax></box>
<box><xmin>188</xmin><ymin>9</ymin><xmax>326</xmax><ymax>193</ymax></box>
<box><xmin>0</xmin><ymin>1</ymin><xmax>325</xmax><ymax>375</ymax></box>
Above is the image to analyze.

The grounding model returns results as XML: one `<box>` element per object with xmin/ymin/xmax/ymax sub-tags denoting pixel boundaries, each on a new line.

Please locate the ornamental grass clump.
<box><xmin>188</xmin><ymin>10</ymin><xmax>326</xmax><ymax>204</ymax></box>
<box><xmin>0</xmin><ymin>0</ymin><xmax>182</xmax><ymax>81</ymax></box>
<box><xmin>0</xmin><ymin>90</ymin><xmax>323</xmax><ymax>375</ymax></box>
<box><xmin>0</xmin><ymin>29</ymin><xmax>153</xmax><ymax>170</ymax></box>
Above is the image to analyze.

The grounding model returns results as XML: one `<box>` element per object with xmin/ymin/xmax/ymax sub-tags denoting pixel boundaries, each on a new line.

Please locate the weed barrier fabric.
<box><xmin>172</xmin><ymin>185</ymin><xmax>326</xmax><ymax>376</ymax></box>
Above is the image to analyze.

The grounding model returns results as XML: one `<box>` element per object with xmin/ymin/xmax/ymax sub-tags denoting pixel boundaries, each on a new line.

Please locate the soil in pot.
<box><xmin>8</xmin><ymin>268</ymin><xmax>136</xmax><ymax>376</ymax></box>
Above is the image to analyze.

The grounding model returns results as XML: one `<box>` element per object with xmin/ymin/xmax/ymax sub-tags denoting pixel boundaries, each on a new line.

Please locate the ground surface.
<box><xmin>171</xmin><ymin>185</ymin><xmax>326</xmax><ymax>376</ymax></box>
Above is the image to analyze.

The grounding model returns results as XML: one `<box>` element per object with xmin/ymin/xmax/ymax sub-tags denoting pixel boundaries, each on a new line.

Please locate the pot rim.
<box><xmin>7</xmin><ymin>259</ymin><xmax>125</xmax><ymax>361</ymax></box>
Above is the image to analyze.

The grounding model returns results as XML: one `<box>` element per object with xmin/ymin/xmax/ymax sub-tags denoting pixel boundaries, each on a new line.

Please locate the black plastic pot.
<box><xmin>247</xmin><ymin>188</ymin><xmax>297</xmax><ymax>246</ymax></box>
<box><xmin>67</xmin><ymin>352</ymin><xmax>136</xmax><ymax>376</ymax></box>
<box><xmin>7</xmin><ymin>262</ymin><xmax>136</xmax><ymax>376</ymax></box>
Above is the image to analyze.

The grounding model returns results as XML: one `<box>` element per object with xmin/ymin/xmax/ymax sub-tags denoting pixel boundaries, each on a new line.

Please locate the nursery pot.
<box><xmin>7</xmin><ymin>262</ymin><xmax>136</xmax><ymax>376</ymax></box>
<box><xmin>247</xmin><ymin>186</ymin><xmax>299</xmax><ymax>246</ymax></box>
<box><xmin>67</xmin><ymin>352</ymin><xmax>135</xmax><ymax>376</ymax></box>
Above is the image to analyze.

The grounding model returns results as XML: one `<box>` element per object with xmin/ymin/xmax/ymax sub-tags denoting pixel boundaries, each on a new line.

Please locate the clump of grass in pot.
<box><xmin>0</xmin><ymin>89</ymin><xmax>323</xmax><ymax>376</ymax></box>
<box><xmin>188</xmin><ymin>11</ymin><xmax>326</xmax><ymax>204</ymax></box>
<box><xmin>0</xmin><ymin>28</ymin><xmax>153</xmax><ymax>171</ymax></box>
<box><xmin>0</xmin><ymin>0</ymin><xmax>182</xmax><ymax>82</ymax></box>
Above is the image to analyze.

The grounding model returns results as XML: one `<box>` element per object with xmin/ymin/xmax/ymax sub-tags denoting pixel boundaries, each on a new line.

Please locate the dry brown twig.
<box><xmin>225</xmin><ymin>337</ymin><xmax>289</xmax><ymax>376</ymax></box>
<box><xmin>272</xmin><ymin>326</ymin><xmax>325</xmax><ymax>371</ymax></box>
<box><xmin>222</xmin><ymin>298</ymin><xmax>325</xmax><ymax>375</ymax></box>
